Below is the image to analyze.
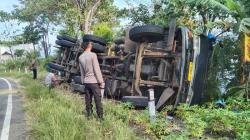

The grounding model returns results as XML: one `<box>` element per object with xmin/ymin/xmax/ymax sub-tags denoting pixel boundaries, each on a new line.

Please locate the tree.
<box><xmin>125</xmin><ymin>0</ymin><xmax>233</xmax><ymax>34</ymax></box>
<box><xmin>92</xmin><ymin>22</ymin><xmax>115</xmax><ymax>44</ymax></box>
<box><xmin>15</xmin><ymin>49</ymin><xmax>25</xmax><ymax>57</ymax></box>
<box><xmin>0</xmin><ymin>11</ymin><xmax>23</xmax><ymax>59</ymax></box>
<box><xmin>13</xmin><ymin>0</ymin><xmax>120</xmax><ymax>56</ymax></box>
<box><xmin>127</xmin><ymin>4</ymin><xmax>151</xmax><ymax>25</ymax></box>
<box><xmin>58</xmin><ymin>0</ymin><xmax>120</xmax><ymax>34</ymax></box>
<box><xmin>13</xmin><ymin>0</ymin><xmax>62</xmax><ymax>58</ymax></box>
<box><xmin>234</xmin><ymin>0</ymin><xmax>250</xmax><ymax>34</ymax></box>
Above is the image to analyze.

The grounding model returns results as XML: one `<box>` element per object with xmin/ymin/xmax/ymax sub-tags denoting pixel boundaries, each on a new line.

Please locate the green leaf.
<box><xmin>239</xmin><ymin>18</ymin><xmax>250</xmax><ymax>34</ymax></box>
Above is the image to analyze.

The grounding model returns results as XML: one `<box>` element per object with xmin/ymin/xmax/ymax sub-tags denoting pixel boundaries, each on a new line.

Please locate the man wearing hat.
<box><xmin>79</xmin><ymin>41</ymin><xmax>104</xmax><ymax>120</ymax></box>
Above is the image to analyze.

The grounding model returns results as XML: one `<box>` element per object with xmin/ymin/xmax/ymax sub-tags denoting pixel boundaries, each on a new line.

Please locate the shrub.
<box><xmin>175</xmin><ymin>104</ymin><xmax>250</xmax><ymax>139</ymax></box>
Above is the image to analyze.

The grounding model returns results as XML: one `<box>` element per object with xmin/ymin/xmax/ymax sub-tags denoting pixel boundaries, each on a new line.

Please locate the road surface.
<box><xmin>0</xmin><ymin>78</ymin><xmax>26</xmax><ymax>140</ymax></box>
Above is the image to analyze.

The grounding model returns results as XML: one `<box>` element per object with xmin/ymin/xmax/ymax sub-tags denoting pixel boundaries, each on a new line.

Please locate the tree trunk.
<box><xmin>200</xmin><ymin>12</ymin><xmax>209</xmax><ymax>35</ymax></box>
<box><xmin>42</xmin><ymin>34</ymin><xmax>49</xmax><ymax>58</ymax></box>
<box><xmin>46</xmin><ymin>25</ymin><xmax>50</xmax><ymax>56</ymax></box>
<box><xmin>84</xmin><ymin>9</ymin><xmax>92</xmax><ymax>34</ymax></box>
<box><xmin>32</xmin><ymin>43</ymin><xmax>36</xmax><ymax>53</ymax></box>
<box><xmin>84</xmin><ymin>0</ymin><xmax>101</xmax><ymax>34</ymax></box>
<box><xmin>8</xmin><ymin>46</ymin><xmax>14</xmax><ymax>60</ymax></box>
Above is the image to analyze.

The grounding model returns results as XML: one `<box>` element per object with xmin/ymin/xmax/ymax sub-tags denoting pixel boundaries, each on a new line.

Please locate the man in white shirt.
<box><xmin>44</xmin><ymin>72</ymin><xmax>57</xmax><ymax>88</ymax></box>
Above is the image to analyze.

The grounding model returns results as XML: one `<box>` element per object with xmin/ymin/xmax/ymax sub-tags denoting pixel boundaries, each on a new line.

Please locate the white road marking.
<box><xmin>0</xmin><ymin>78</ymin><xmax>12</xmax><ymax>91</ymax></box>
<box><xmin>0</xmin><ymin>78</ymin><xmax>13</xmax><ymax>140</ymax></box>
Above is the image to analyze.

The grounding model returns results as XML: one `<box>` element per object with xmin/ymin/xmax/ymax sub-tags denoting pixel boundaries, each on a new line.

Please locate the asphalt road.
<box><xmin>0</xmin><ymin>78</ymin><xmax>26</xmax><ymax>140</ymax></box>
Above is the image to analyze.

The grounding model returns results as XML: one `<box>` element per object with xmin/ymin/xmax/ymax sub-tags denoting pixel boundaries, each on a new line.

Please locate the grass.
<box><xmin>0</xmin><ymin>67</ymin><xmax>47</xmax><ymax>80</ymax></box>
<box><xmin>1</xmin><ymin>70</ymin><xmax>151</xmax><ymax>140</ymax></box>
<box><xmin>23</xmin><ymin>81</ymin><xmax>149</xmax><ymax>140</ymax></box>
<box><xmin>1</xmin><ymin>69</ymin><xmax>250</xmax><ymax>140</ymax></box>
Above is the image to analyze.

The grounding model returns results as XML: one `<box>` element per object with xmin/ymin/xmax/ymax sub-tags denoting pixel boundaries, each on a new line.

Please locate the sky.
<box><xmin>0</xmin><ymin>0</ymin><xmax>144</xmax><ymax>41</ymax></box>
<box><xmin>114</xmin><ymin>0</ymin><xmax>128</xmax><ymax>9</ymax></box>
<box><xmin>0</xmin><ymin>0</ymin><xmax>131</xmax><ymax>12</ymax></box>
<box><xmin>0</xmin><ymin>0</ymin><xmax>131</xmax><ymax>38</ymax></box>
<box><xmin>0</xmin><ymin>0</ymin><xmax>150</xmax><ymax>56</ymax></box>
<box><xmin>0</xmin><ymin>0</ymin><xmax>18</xmax><ymax>12</ymax></box>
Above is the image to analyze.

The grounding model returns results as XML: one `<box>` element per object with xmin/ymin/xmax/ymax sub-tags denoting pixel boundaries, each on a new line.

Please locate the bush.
<box><xmin>92</xmin><ymin>22</ymin><xmax>115</xmax><ymax>44</ymax></box>
<box><xmin>175</xmin><ymin>104</ymin><xmax>250</xmax><ymax>139</ymax></box>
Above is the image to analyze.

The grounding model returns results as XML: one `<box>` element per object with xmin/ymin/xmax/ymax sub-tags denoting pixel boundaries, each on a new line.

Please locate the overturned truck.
<box><xmin>47</xmin><ymin>20</ymin><xmax>213</xmax><ymax>110</ymax></box>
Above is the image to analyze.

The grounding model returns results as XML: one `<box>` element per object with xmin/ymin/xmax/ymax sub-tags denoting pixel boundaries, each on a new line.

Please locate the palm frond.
<box><xmin>207</xmin><ymin>0</ymin><xmax>230</xmax><ymax>12</ymax></box>
<box><xmin>239</xmin><ymin>18</ymin><xmax>250</xmax><ymax>34</ymax></box>
<box><xmin>225</xmin><ymin>0</ymin><xmax>245</xmax><ymax>18</ymax></box>
<box><xmin>183</xmin><ymin>0</ymin><xmax>230</xmax><ymax>13</ymax></box>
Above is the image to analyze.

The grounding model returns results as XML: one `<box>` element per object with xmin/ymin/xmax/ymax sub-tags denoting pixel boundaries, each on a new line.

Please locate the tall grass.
<box><xmin>0</xmin><ymin>62</ymin><xmax>47</xmax><ymax>80</ymax></box>
<box><xmin>21</xmin><ymin>77</ymin><xmax>148</xmax><ymax>140</ymax></box>
<box><xmin>0</xmin><ymin>62</ymin><xmax>151</xmax><ymax>139</ymax></box>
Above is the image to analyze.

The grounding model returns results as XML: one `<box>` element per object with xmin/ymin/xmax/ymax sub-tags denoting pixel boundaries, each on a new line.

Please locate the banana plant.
<box><xmin>225</xmin><ymin>0</ymin><xmax>250</xmax><ymax>34</ymax></box>
<box><xmin>239</xmin><ymin>18</ymin><xmax>250</xmax><ymax>34</ymax></box>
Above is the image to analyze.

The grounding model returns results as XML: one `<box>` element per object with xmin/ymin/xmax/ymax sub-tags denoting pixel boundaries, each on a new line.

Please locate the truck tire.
<box><xmin>129</xmin><ymin>25</ymin><xmax>164</xmax><ymax>43</ymax></box>
<box><xmin>92</xmin><ymin>43</ymin><xmax>106</xmax><ymax>53</ymax></box>
<box><xmin>47</xmin><ymin>62</ymin><xmax>64</xmax><ymax>71</ymax></box>
<box><xmin>57</xmin><ymin>35</ymin><xmax>77</xmax><ymax>43</ymax></box>
<box><xmin>122</xmin><ymin>96</ymin><xmax>148</xmax><ymax>108</ymax></box>
<box><xmin>83</xmin><ymin>34</ymin><xmax>107</xmax><ymax>46</ymax></box>
<box><xmin>114</xmin><ymin>38</ymin><xmax>125</xmax><ymax>45</ymax></box>
<box><xmin>56</xmin><ymin>40</ymin><xmax>76</xmax><ymax>48</ymax></box>
<box><xmin>72</xmin><ymin>76</ymin><xmax>82</xmax><ymax>84</ymax></box>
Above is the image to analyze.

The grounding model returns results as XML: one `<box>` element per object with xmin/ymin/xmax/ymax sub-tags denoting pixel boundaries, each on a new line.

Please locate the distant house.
<box><xmin>0</xmin><ymin>47</ymin><xmax>10</xmax><ymax>63</ymax></box>
<box><xmin>0</xmin><ymin>43</ymin><xmax>34</xmax><ymax>63</ymax></box>
<box><xmin>0</xmin><ymin>51</ymin><xmax>12</xmax><ymax>63</ymax></box>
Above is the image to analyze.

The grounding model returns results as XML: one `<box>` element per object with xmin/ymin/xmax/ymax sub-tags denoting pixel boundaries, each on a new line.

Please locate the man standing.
<box><xmin>79</xmin><ymin>42</ymin><xmax>105</xmax><ymax>119</ymax></box>
<box><xmin>31</xmin><ymin>58</ymin><xmax>38</xmax><ymax>79</ymax></box>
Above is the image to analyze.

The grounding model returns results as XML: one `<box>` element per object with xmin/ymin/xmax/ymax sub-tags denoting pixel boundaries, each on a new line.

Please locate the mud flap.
<box><xmin>122</xmin><ymin>96</ymin><xmax>148</xmax><ymax>108</ymax></box>
<box><xmin>156</xmin><ymin>88</ymin><xmax>175</xmax><ymax>110</ymax></box>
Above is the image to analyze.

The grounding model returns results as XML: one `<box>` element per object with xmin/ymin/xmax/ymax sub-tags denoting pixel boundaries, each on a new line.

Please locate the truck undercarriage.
<box><xmin>47</xmin><ymin>20</ymin><xmax>213</xmax><ymax>110</ymax></box>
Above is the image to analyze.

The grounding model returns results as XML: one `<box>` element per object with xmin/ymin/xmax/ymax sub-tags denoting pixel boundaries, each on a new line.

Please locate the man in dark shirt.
<box><xmin>79</xmin><ymin>41</ymin><xmax>104</xmax><ymax>119</ymax></box>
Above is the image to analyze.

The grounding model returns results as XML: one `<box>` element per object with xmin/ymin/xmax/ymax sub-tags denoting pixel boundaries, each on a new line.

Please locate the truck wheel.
<box><xmin>129</xmin><ymin>25</ymin><xmax>164</xmax><ymax>43</ymax></box>
<box><xmin>47</xmin><ymin>62</ymin><xmax>64</xmax><ymax>71</ymax></box>
<box><xmin>56</xmin><ymin>40</ymin><xmax>76</xmax><ymax>48</ymax></box>
<box><xmin>72</xmin><ymin>76</ymin><xmax>82</xmax><ymax>84</ymax></box>
<box><xmin>92</xmin><ymin>43</ymin><xmax>106</xmax><ymax>53</ymax></box>
<box><xmin>57</xmin><ymin>35</ymin><xmax>77</xmax><ymax>43</ymax></box>
<box><xmin>122</xmin><ymin>96</ymin><xmax>148</xmax><ymax>108</ymax></box>
<box><xmin>114</xmin><ymin>38</ymin><xmax>125</xmax><ymax>45</ymax></box>
<box><xmin>83</xmin><ymin>34</ymin><xmax>107</xmax><ymax>46</ymax></box>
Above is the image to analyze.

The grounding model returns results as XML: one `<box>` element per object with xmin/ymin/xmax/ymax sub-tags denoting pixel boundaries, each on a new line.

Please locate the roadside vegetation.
<box><xmin>0</xmin><ymin>0</ymin><xmax>250</xmax><ymax>139</ymax></box>
<box><xmin>0</xmin><ymin>66</ymin><xmax>249</xmax><ymax>140</ymax></box>
<box><xmin>0</xmin><ymin>69</ymin><xmax>151</xmax><ymax>140</ymax></box>
<box><xmin>24</xmin><ymin>80</ymin><xmax>145</xmax><ymax>140</ymax></box>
